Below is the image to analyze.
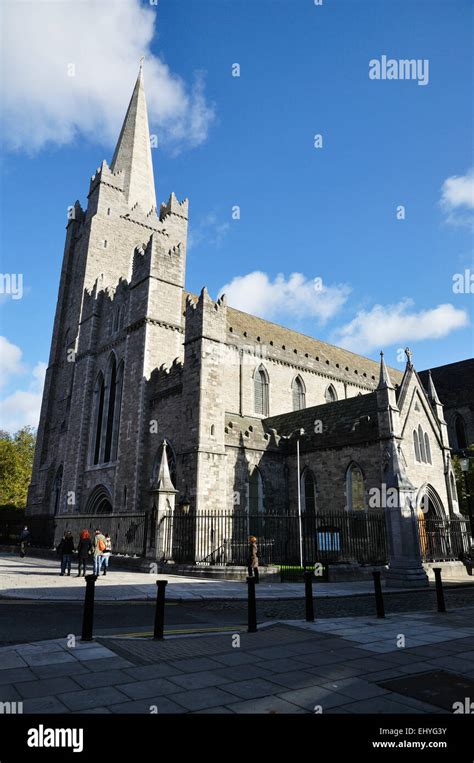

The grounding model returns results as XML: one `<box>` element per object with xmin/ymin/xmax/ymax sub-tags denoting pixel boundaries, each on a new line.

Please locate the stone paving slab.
<box><xmin>1</xmin><ymin>613</ymin><xmax>474</xmax><ymax>714</ymax></box>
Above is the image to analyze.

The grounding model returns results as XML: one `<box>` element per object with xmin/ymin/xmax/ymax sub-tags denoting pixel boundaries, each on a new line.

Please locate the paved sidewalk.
<box><xmin>1</xmin><ymin>554</ymin><xmax>472</xmax><ymax>602</ymax></box>
<box><xmin>1</xmin><ymin>609</ymin><xmax>473</xmax><ymax>713</ymax></box>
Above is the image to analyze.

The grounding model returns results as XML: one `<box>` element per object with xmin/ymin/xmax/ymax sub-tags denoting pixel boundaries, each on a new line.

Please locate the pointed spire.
<box><xmin>110</xmin><ymin>62</ymin><xmax>156</xmax><ymax>213</ymax></box>
<box><xmin>427</xmin><ymin>370</ymin><xmax>441</xmax><ymax>405</ymax></box>
<box><xmin>377</xmin><ymin>351</ymin><xmax>394</xmax><ymax>390</ymax></box>
<box><xmin>156</xmin><ymin>440</ymin><xmax>174</xmax><ymax>491</ymax></box>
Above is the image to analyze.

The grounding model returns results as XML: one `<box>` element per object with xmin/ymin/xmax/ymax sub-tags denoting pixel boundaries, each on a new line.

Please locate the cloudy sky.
<box><xmin>0</xmin><ymin>0</ymin><xmax>473</xmax><ymax>432</ymax></box>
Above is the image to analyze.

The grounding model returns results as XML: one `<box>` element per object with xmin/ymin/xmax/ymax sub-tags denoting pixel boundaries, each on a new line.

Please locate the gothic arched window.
<box><xmin>254</xmin><ymin>366</ymin><xmax>269</xmax><ymax>416</ymax></box>
<box><xmin>92</xmin><ymin>372</ymin><xmax>105</xmax><ymax>465</ymax></box>
<box><xmin>418</xmin><ymin>425</ymin><xmax>426</xmax><ymax>463</ymax></box>
<box><xmin>248</xmin><ymin>467</ymin><xmax>264</xmax><ymax>536</ymax></box>
<box><xmin>413</xmin><ymin>430</ymin><xmax>420</xmax><ymax>462</ymax></box>
<box><xmin>325</xmin><ymin>384</ymin><xmax>337</xmax><ymax>403</ymax></box>
<box><xmin>292</xmin><ymin>376</ymin><xmax>306</xmax><ymax>411</ymax></box>
<box><xmin>111</xmin><ymin>361</ymin><xmax>124</xmax><ymax>461</ymax></box>
<box><xmin>450</xmin><ymin>472</ymin><xmax>457</xmax><ymax>502</ymax></box>
<box><xmin>104</xmin><ymin>355</ymin><xmax>117</xmax><ymax>463</ymax></box>
<box><xmin>455</xmin><ymin>415</ymin><xmax>467</xmax><ymax>449</ymax></box>
<box><xmin>346</xmin><ymin>463</ymin><xmax>365</xmax><ymax>511</ymax></box>
<box><xmin>424</xmin><ymin>433</ymin><xmax>432</xmax><ymax>464</ymax></box>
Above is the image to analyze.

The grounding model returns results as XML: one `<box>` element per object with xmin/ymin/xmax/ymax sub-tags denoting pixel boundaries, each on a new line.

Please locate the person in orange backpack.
<box><xmin>93</xmin><ymin>528</ymin><xmax>106</xmax><ymax>577</ymax></box>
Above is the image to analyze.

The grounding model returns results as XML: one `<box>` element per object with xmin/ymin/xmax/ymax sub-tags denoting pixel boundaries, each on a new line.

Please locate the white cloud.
<box><xmin>1</xmin><ymin>0</ymin><xmax>215</xmax><ymax>153</ymax></box>
<box><xmin>440</xmin><ymin>168</ymin><xmax>474</xmax><ymax>228</ymax></box>
<box><xmin>332</xmin><ymin>299</ymin><xmax>469</xmax><ymax>354</ymax></box>
<box><xmin>0</xmin><ymin>336</ymin><xmax>25</xmax><ymax>389</ymax></box>
<box><xmin>219</xmin><ymin>271</ymin><xmax>351</xmax><ymax>324</ymax></box>
<box><xmin>0</xmin><ymin>359</ymin><xmax>46</xmax><ymax>433</ymax></box>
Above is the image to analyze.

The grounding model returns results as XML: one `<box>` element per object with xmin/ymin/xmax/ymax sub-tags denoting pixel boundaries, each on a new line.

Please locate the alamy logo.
<box><xmin>369</xmin><ymin>55</ymin><xmax>429</xmax><ymax>86</ymax></box>
<box><xmin>452</xmin><ymin>698</ymin><xmax>474</xmax><ymax>714</ymax></box>
<box><xmin>0</xmin><ymin>701</ymin><xmax>23</xmax><ymax>714</ymax></box>
<box><xmin>27</xmin><ymin>725</ymin><xmax>84</xmax><ymax>753</ymax></box>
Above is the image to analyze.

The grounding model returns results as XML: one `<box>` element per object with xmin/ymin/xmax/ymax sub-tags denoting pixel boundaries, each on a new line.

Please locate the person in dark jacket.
<box><xmin>247</xmin><ymin>535</ymin><xmax>259</xmax><ymax>583</ymax></box>
<box><xmin>76</xmin><ymin>529</ymin><xmax>92</xmax><ymax>577</ymax></box>
<box><xmin>57</xmin><ymin>531</ymin><xmax>75</xmax><ymax>576</ymax></box>
<box><xmin>19</xmin><ymin>526</ymin><xmax>31</xmax><ymax>558</ymax></box>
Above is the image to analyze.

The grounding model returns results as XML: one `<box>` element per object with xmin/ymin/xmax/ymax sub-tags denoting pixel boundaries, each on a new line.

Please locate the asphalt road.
<box><xmin>1</xmin><ymin>585</ymin><xmax>474</xmax><ymax>646</ymax></box>
<box><xmin>0</xmin><ymin>599</ymin><xmax>247</xmax><ymax>646</ymax></box>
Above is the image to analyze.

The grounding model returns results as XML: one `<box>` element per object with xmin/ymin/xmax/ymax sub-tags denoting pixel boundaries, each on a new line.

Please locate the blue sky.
<box><xmin>0</xmin><ymin>0</ymin><xmax>473</xmax><ymax>431</ymax></box>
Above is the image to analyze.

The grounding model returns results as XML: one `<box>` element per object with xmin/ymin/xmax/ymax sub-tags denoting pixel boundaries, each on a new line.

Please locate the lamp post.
<box><xmin>292</xmin><ymin>428</ymin><xmax>305</xmax><ymax>569</ymax></box>
<box><xmin>460</xmin><ymin>456</ymin><xmax>474</xmax><ymax>539</ymax></box>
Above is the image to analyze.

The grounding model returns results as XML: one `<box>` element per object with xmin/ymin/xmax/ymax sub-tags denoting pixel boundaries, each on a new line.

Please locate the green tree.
<box><xmin>0</xmin><ymin>427</ymin><xmax>36</xmax><ymax>508</ymax></box>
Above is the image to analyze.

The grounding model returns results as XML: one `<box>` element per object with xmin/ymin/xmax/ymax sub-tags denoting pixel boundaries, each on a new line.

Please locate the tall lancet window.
<box><xmin>292</xmin><ymin>376</ymin><xmax>306</xmax><ymax>411</ymax></box>
<box><xmin>455</xmin><ymin>415</ymin><xmax>467</xmax><ymax>449</ymax></box>
<box><xmin>104</xmin><ymin>355</ymin><xmax>117</xmax><ymax>463</ymax></box>
<box><xmin>418</xmin><ymin>425</ymin><xmax>426</xmax><ymax>463</ymax></box>
<box><xmin>413</xmin><ymin>430</ymin><xmax>421</xmax><ymax>462</ymax></box>
<box><xmin>254</xmin><ymin>365</ymin><xmax>269</xmax><ymax>416</ymax></box>
<box><xmin>111</xmin><ymin>362</ymin><xmax>124</xmax><ymax>462</ymax></box>
<box><xmin>92</xmin><ymin>372</ymin><xmax>105</xmax><ymax>465</ymax></box>
<box><xmin>346</xmin><ymin>463</ymin><xmax>365</xmax><ymax>511</ymax></box>
<box><xmin>325</xmin><ymin>384</ymin><xmax>337</xmax><ymax>403</ymax></box>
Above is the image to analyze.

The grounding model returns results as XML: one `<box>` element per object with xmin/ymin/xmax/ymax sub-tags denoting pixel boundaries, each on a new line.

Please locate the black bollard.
<box><xmin>372</xmin><ymin>571</ymin><xmax>385</xmax><ymax>618</ymax></box>
<box><xmin>247</xmin><ymin>576</ymin><xmax>257</xmax><ymax>633</ymax></box>
<box><xmin>433</xmin><ymin>567</ymin><xmax>446</xmax><ymax>613</ymax></box>
<box><xmin>153</xmin><ymin>580</ymin><xmax>168</xmax><ymax>640</ymax></box>
<box><xmin>81</xmin><ymin>574</ymin><xmax>97</xmax><ymax>641</ymax></box>
<box><xmin>304</xmin><ymin>570</ymin><xmax>315</xmax><ymax>622</ymax></box>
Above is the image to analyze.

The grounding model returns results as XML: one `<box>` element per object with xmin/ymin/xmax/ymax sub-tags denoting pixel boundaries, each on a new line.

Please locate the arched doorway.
<box><xmin>85</xmin><ymin>485</ymin><xmax>113</xmax><ymax>514</ymax></box>
<box><xmin>416</xmin><ymin>484</ymin><xmax>448</xmax><ymax>560</ymax></box>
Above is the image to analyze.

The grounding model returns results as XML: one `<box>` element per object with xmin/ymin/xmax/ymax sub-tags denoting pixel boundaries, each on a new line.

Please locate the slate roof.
<box><xmin>419</xmin><ymin>359</ymin><xmax>474</xmax><ymax>409</ymax></box>
<box><xmin>264</xmin><ymin>392</ymin><xmax>380</xmax><ymax>451</ymax></box>
<box><xmin>183</xmin><ymin>292</ymin><xmax>403</xmax><ymax>388</ymax></box>
<box><xmin>226</xmin><ymin>306</ymin><xmax>403</xmax><ymax>387</ymax></box>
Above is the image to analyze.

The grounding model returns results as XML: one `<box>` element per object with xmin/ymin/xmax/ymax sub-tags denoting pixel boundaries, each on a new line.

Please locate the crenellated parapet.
<box><xmin>88</xmin><ymin>159</ymin><xmax>125</xmax><ymax>197</ymax></box>
<box><xmin>131</xmin><ymin>233</ymin><xmax>185</xmax><ymax>288</ymax></box>
<box><xmin>160</xmin><ymin>192</ymin><xmax>189</xmax><ymax>221</ymax></box>
<box><xmin>184</xmin><ymin>287</ymin><xmax>227</xmax><ymax>344</ymax></box>
<box><xmin>148</xmin><ymin>358</ymin><xmax>184</xmax><ymax>399</ymax></box>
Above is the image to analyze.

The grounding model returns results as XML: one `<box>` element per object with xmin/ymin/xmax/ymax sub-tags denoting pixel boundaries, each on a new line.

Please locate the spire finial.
<box><xmin>377</xmin><ymin>349</ymin><xmax>394</xmax><ymax>390</ymax></box>
<box><xmin>139</xmin><ymin>55</ymin><xmax>145</xmax><ymax>70</ymax></box>
<box><xmin>404</xmin><ymin>347</ymin><xmax>413</xmax><ymax>368</ymax></box>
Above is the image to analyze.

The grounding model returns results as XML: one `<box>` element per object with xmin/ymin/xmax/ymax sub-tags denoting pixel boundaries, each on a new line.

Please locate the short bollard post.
<box><xmin>153</xmin><ymin>580</ymin><xmax>168</xmax><ymax>640</ymax></box>
<box><xmin>81</xmin><ymin>574</ymin><xmax>97</xmax><ymax>641</ymax></box>
<box><xmin>372</xmin><ymin>571</ymin><xmax>385</xmax><ymax>618</ymax></box>
<box><xmin>247</xmin><ymin>576</ymin><xmax>257</xmax><ymax>633</ymax></box>
<box><xmin>433</xmin><ymin>567</ymin><xmax>446</xmax><ymax>613</ymax></box>
<box><xmin>304</xmin><ymin>570</ymin><xmax>315</xmax><ymax>622</ymax></box>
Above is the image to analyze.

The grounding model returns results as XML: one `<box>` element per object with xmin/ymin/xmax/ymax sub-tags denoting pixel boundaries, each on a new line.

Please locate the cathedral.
<box><xmin>27</xmin><ymin>66</ymin><xmax>469</xmax><ymax>586</ymax></box>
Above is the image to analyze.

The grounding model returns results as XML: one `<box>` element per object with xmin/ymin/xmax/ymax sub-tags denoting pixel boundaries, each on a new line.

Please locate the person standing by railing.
<box><xmin>93</xmin><ymin>528</ymin><xmax>106</xmax><ymax>577</ymax></box>
<box><xmin>19</xmin><ymin>526</ymin><xmax>31</xmax><ymax>558</ymax></box>
<box><xmin>101</xmin><ymin>533</ymin><xmax>112</xmax><ymax>576</ymax></box>
<box><xmin>247</xmin><ymin>535</ymin><xmax>259</xmax><ymax>583</ymax></box>
<box><xmin>76</xmin><ymin>529</ymin><xmax>92</xmax><ymax>577</ymax></box>
<box><xmin>58</xmin><ymin>531</ymin><xmax>75</xmax><ymax>576</ymax></box>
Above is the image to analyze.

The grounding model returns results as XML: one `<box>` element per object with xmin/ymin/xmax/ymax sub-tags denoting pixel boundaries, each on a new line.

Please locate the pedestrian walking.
<box><xmin>100</xmin><ymin>533</ymin><xmax>112</xmax><ymax>576</ymax></box>
<box><xmin>76</xmin><ymin>529</ymin><xmax>92</xmax><ymax>577</ymax></box>
<box><xmin>19</xmin><ymin>526</ymin><xmax>31</xmax><ymax>558</ymax></box>
<box><xmin>93</xmin><ymin>528</ymin><xmax>106</xmax><ymax>577</ymax></box>
<box><xmin>57</xmin><ymin>531</ymin><xmax>75</xmax><ymax>576</ymax></box>
<box><xmin>247</xmin><ymin>535</ymin><xmax>259</xmax><ymax>583</ymax></box>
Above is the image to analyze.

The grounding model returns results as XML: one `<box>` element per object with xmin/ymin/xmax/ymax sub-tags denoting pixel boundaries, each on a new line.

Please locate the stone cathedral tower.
<box><xmin>27</xmin><ymin>65</ymin><xmax>189</xmax><ymax>520</ymax></box>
